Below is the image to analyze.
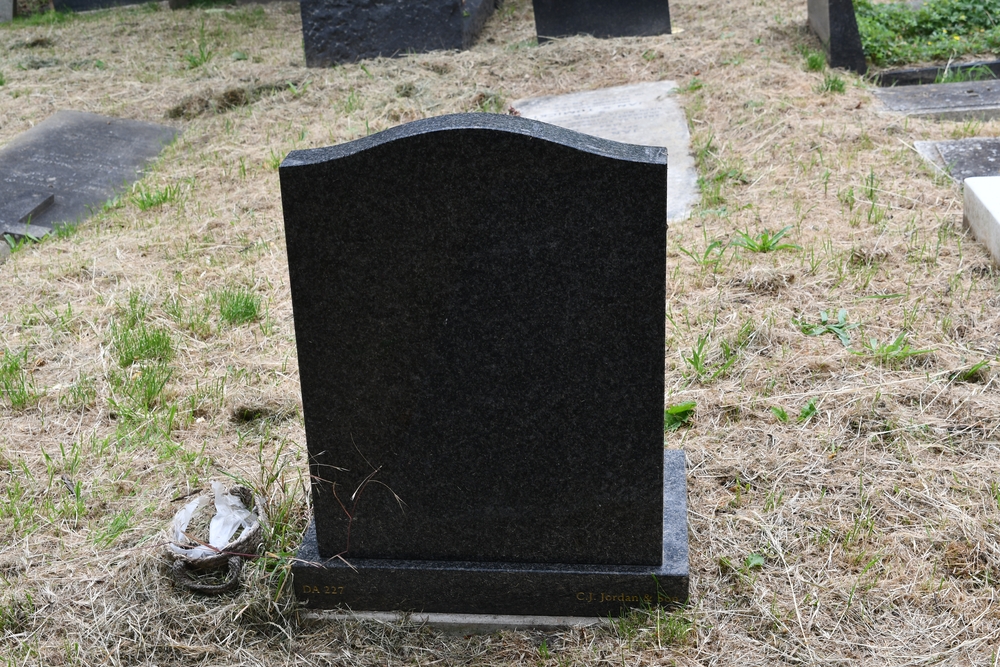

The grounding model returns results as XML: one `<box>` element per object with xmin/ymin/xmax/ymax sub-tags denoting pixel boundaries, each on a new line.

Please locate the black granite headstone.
<box><xmin>532</xmin><ymin>0</ymin><xmax>670</xmax><ymax>40</ymax></box>
<box><xmin>0</xmin><ymin>111</ymin><xmax>178</xmax><ymax>240</ymax></box>
<box><xmin>300</xmin><ymin>0</ymin><xmax>496</xmax><ymax>67</ymax></box>
<box><xmin>281</xmin><ymin>113</ymin><xmax>688</xmax><ymax>617</ymax></box>
<box><xmin>807</xmin><ymin>0</ymin><xmax>867</xmax><ymax>74</ymax></box>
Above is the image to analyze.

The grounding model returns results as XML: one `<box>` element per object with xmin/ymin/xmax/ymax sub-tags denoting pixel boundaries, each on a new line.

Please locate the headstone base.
<box><xmin>293</xmin><ymin>450</ymin><xmax>688</xmax><ymax>617</ymax></box>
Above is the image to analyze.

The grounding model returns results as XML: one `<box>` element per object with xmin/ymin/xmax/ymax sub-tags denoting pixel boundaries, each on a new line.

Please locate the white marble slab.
<box><xmin>512</xmin><ymin>81</ymin><xmax>698</xmax><ymax>221</ymax></box>
<box><xmin>964</xmin><ymin>176</ymin><xmax>1000</xmax><ymax>265</ymax></box>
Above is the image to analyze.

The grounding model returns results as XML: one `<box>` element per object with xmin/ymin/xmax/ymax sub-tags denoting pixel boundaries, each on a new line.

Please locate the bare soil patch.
<box><xmin>2</xmin><ymin>0</ymin><xmax>1000</xmax><ymax>664</ymax></box>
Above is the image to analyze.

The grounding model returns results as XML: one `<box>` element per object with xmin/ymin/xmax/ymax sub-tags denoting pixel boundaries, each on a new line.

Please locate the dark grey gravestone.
<box><xmin>0</xmin><ymin>111</ymin><xmax>178</xmax><ymax>240</ymax></box>
<box><xmin>807</xmin><ymin>0</ymin><xmax>867</xmax><ymax>74</ymax></box>
<box><xmin>874</xmin><ymin>80</ymin><xmax>1000</xmax><ymax>121</ymax></box>
<box><xmin>281</xmin><ymin>113</ymin><xmax>687</xmax><ymax>617</ymax></box>
<box><xmin>300</xmin><ymin>0</ymin><xmax>496</xmax><ymax>67</ymax></box>
<box><xmin>532</xmin><ymin>0</ymin><xmax>670</xmax><ymax>40</ymax></box>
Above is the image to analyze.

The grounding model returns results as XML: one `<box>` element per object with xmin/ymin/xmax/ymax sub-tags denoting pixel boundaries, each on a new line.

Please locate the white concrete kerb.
<box><xmin>302</xmin><ymin>610</ymin><xmax>610</xmax><ymax>633</ymax></box>
<box><xmin>963</xmin><ymin>176</ymin><xmax>1000</xmax><ymax>265</ymax></box>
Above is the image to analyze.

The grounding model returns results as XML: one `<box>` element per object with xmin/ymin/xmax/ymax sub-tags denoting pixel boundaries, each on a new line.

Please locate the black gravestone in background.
<box><xmin>532</xmin><ymin>0</ymin><xmax>671</xmax><ymax>40</ymax></box>
<box><xmin>0</xmin><ymin>111</ymin><xmax>178</xmax><ymax>240</ymax></box>
<box><xmin>53</xmin><ymin>0</ymin><xmax>142</xmax><ymax>11</ymax></box>
<box><xmin>281</xmin><ymin>113</ymin><xmax>688</xmax><ymax>617</ymax></box>
<box><xmin>808</xmin><ymin>0</ymin><xmax>867</xmax><ymax>74</ymax></box>
<box><xmin>300</xmin><ymin>0</ymin><xmax>496</xmax><ymax>67</ymax></box>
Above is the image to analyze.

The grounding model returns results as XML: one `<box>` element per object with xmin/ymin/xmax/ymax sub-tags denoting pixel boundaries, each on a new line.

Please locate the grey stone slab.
<box><xmin>1</xmin><ymin>0</ymin><xmax>15</xmax><ymax>23</ymax></box>
<box><xmin>963</xmin><ymin>177</ymin><xmax>1000</xmax><ymax>265</ymax></box>
<box><xmin>300</xmin><ymin>0</ymin><xmax>495</xmax><ymax>67</ymax></box>
<box><xmin>0</xmin><ymin>111</ymin><xmax>178</xmax><ymax>235</ymax></box>
<box><xmin>914</xmin><ymin>139</ymin><xmax>1000</xmax><ymax>182</ymax></box>
<box><xmin>280</xmin><ymin>112</ymin><xmax>686</xmax><ymax>616</ymax></box>
<box><xmin>532</xmin><ymin>0</ymin><xmax>670</xmax><ymax>40</ymax></box>
<box><xmin>808</xmin><ymin>0</ymin><xmax>867</xmax><ymax>74</ymax></box>
<box><xmin>875</xmin><ymin>80</ymin><xmax>1000</xmax><ymax>120</ymax></box>
<box><xmin>512</xmin><ymin>81</ymin><xmax>697</xmax><ymax>221</ymax></box>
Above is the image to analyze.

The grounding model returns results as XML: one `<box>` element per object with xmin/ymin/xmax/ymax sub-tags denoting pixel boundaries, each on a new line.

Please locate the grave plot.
<box><xmin>281</xmin><ymin>112</ymin><xmax>687</xmax><ymax>617</ymax></box>
<box><xmin>512</xmin><ymin>81</ymin><xmax>698</xmax><ymax>222</ymax></box>
<box><xmin>874</xmin><ymin>80</ymin><xmax>1000</xmax><ymax>121</ymax></box>
<box><xmin>0</xmin><ymin>110</ymin><xmax>178</xmax><ymax>241</ymax></box>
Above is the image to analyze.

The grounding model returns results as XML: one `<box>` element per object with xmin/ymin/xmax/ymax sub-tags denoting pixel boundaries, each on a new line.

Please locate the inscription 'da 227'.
<box><xmin>302</xmin><ymin>585</ymin><xmax>344</xmax><ymax>595</ymax></box>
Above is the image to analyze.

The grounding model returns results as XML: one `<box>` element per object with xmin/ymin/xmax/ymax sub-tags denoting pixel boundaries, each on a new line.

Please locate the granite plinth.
<box><xmin>293</xmin><ymin>451</ymin><xmax>688</xmax><ymax>616</ymax></box>
<box><xmin>807</xmin><ymin>0</ymin><xmax>866</xmax><ymax>74</ymax></box>
<box><xmin>300</xmin><ymin>0</ymin><xmax>495</xmax><ymax>67</ymax></box>
<box><xmin>875</xmin><ymin>61</ymin><xmax>1000</xmax><ymax>87</ymax></box>
<box><xmin>874</xmin><ymin>80</ymin><xmax>1000</xmax><ymax>121</ymax></box>
<box><xmin>914</xmin><ymin>139</ymin><xmax>1000</xmax><ymax>182</ymax></box>
<box><xmin>0</xmin><ymin>111</ymin><xmax>177</xmax><ymax>236</ymax></box>
<box><xmin>532</xmin><ymin>0</ymin><xmax>670</xmax><ymax>40</ymax></box>
<box><xmin>963</xmin><ymin>177</ymin><xmax>1000</xmax><ymax>266</ymax></box>
<box><xmin>512</xmin><ymin>81</ymin><xmax>697</xmax><ymax>221</ymax></box>
<box><xmin>280</xmin><ymin>113</ymin><xmax>683</xmax><ymax>615</ymax></box>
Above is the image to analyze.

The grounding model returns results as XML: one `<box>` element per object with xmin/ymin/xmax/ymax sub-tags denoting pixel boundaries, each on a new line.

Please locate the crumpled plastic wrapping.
<box><xmin>168</xmin><ymin>481</ymin><xmax>259</xmax><ymax>559</ymax></box>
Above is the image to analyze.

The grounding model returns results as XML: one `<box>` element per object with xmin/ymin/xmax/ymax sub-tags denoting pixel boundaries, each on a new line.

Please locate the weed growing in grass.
<box><xmin>92</xmin><ymin>508</ymin><xmax>133</xmax><ymax>547</ymax></box>
<box><xmin>130</xmin><ymin>182</ymin><xmax>179</xmax><ymax>211</ymax></box>
<box><xmin>794</xmin><ymin>309</ymin><xmax>859</xmax><ymax>346</ymax></box>
<box><xmin>817</xmin><ymin>73</ymin><xmax>846</xmax><ymax>93</ymax></box>
<box><xmin>61</xmin><ymin>374</ymin><xmax>97</xmax><ymax>410</ymax></box>
<box><xmin>771</xmin><ymin>406</ymin><xmax>789</xmax><ymax>422</ymax></box>
<box><xmin>678</xmin><ymin>238</ymin><xmax>726</xmax><ymax>271</ymax></box>
<box><xmin>183</xmin><ymin>19</ymin><xmax>214</xmax><ymax>69</ymax></box>
<box><xmin>0</xmin><ymin>593</ymin><xmax>35</xmax><ymax>635</ymax></box>
<box><xmin>472</xmin><ymin>90</ymin><xmax>505</xmax><ymax>112</ymax></box>
<box><xmin>731</xmin><ymin>226</ymin><xmax>799</xmax><ymax>253</ymax></box>
<box><xmin>664</xmin><ymin>401</ymin><xmax>696</xmax><ymax>431</ymax></box>
<box><xmin>109</xmin><ymin>362</ymin><xmax>173</xmax><ymax>412</ymax></box>
<box><xmin>950</xmin><ymin>360</ymin><xmax>989</xmax><ymax>383</ymax></box>
<box><xmin>0</xmin><ymin>72</ymin><xmax>5</xmax><ymax>87</ymax></box>
<box><xmin>935</xmin><ymin>64</ymin><xmax>995</xmax><ymax>84</ymax></box>
<box><xmin>0</xmin><ymin>350</ymin><xmax>39</xmax><ymax>409</ymax></box>
<box><xmin>265</xmin><ymin>148</ymin><xmax>284</xmax><ymax>170</ymax></box>
<box><xmin>217</xmin><ymin>286</ymin><xmax>261</xmax><ymax>325</ymax></box>
<box><xmin>164</xmin><ymin>296</ymin><xmax>213</xmax><ymax>339</ymax></box>
<box><xmin>804</xmin><ymin>50</ymin><xmax>825</xmax><ymax>71</ymax></box>
<box><xmin>852</xmin><ymin>332</ymin><xmax>933</xmax><ymax>366</ymax></box>
<box><xmin>112</xmin><ymin>322</ymin><xmax>173</xmax><ymax>367</ymax></box>
<box><xmin>798</xmin><ymin>397</ymin><xmax>818</xmax><ymax>423</ymax></box>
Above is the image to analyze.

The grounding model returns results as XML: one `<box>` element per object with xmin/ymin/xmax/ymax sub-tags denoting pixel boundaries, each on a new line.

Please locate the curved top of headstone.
<box><xmin>281</xmin><ymin>112</ymin><xmax>666</xmax><ymax>169</ymax></box>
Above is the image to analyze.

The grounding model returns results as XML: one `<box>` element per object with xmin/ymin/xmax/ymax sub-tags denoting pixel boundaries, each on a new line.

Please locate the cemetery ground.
<box><xmin>2</xmin><ymin>0</ymin><xmax>1000</xmax><ymax>664</ymax></box>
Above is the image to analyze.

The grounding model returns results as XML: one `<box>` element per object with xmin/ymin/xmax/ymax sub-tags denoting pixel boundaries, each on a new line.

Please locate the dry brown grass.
<box><xmin>2</xmin><ymin>0</ymin><xmax>1000</xmax><ymax>664</ymax></box>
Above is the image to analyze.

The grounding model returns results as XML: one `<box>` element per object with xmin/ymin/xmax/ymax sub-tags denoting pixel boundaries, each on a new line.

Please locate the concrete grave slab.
<box><xmin>875</xmin><ymin>80</ymin><xmax>1000</xmax><ymax>121</ymax></box>
<box><xmin>512</xmin><ymin>81</ymin><xmax>698</xmax><ymax>221</ymax></box>
<box><xmin>964</xmin><ymin>177</ymin><xmax>1000</xmax><ymax>265</ymax></box>
<box><xmin>0</xmin><ymin>110</ymin><xmax>178</xmax><ymax>240</ymax></box>
<box><xmin>914</xmin><ymin>138</ymin><xmax>1000</xmax><ymax>182</ymax></box>
<box><xmin>1</xmin><ymin>0</ymin><xmax>15</xmax><ymax>23</ymax></box>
